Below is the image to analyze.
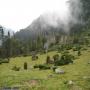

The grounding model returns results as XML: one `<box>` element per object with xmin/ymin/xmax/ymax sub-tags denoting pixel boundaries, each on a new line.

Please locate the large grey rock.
<box><xmin>68</xmin><ymin>80</ymin><xmax>74</xmax><ymax>85</ymax></box>
<box><xmin>55</xmin><ymin>68</ymin><xmax>65</xmax><ymax>74</ymax></box>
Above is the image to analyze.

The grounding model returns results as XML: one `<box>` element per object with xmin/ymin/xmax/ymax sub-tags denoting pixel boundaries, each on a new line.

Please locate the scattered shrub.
<box><xmin>2</xmin><ymin>59</ymin><xmax>9</xmax><ymax>63</ymax></box>
<box><xmin>46</xmin><ymin>56</ymin><xmax>51</xmax><ymax>64</ymax></box>
<box><xmin>23</xmin><ymin>54</ymin><xmax>29</xmax><ymax>57</ymax></box>
<box><xmin>66</xmin><ymin>46</ymin><xmax>72</xmax><ymax>50</ymax></box>
<box><xmin>34</xmin><ymin>64</ymin><xmax>50</xmax><ymax>70</ymax></box>
<box><xmin>58</xmin><ymin>45</ymin><xmax>64</xmax><ymax>52</ymax></box>
<box><xmin>52</xmin><ymin>66</ymin><xmax>57</xmax><ymax>72</ymax></box>
<box><xmin>39</xmin><ymin>64</ymin><xmax>50</xmax><ymax>70</ymax></box>
<box><xmin>0</xmin><ymin>58</ymin><xmax>9</xmax><ymax>64</ymax></box>
<box><xmin>32</xmin><ymin>55</ymin><xmax>38</xmax><ymax>61</ymax></box>
<box><xmin>0</xmin><ymin>61</ymin><xmax>2</xmax><ymax>64</ymax></box>
<box><xmin>73</xmin><ymin>47</ymin><xmax>78</xmax><ymax>51</ymax></box>
<box><xmin>88</xmin><ymin>33</ymin><xmax>90</xmax><ymax>36</ymax></box>
<box><xmin>0</xmin><ymin>58</ymin><xmax>3</xmax><ymax>64</ymax></box>
<box><xmin>49</xmin><ymin>43</ymin><xmax>55</xmax><ymax>48</ymax></box>
<box><xmin>62</xmin><ymin>50</ymin><xmax>69</xmax><ymax>54</ymax></box>
<box><xmin>12</xmin><ymin>66</ymin><xmax>20</xmax><ymax>71</ymax></box>
<box><xmin>87</xmin><ymin>45</ymin><xmax>90</xmax><ymax>47</ymax></box>
<box><xmin>36</xmin><ymin>56</ymin><xmax>38</xmax><ymax>59</ymax></box>
<box><xmin>46</xmin><ymin>56</ymin><xmax>54</xmax><ymax>64</ymax></box>
<box><xmin>78</xmin><ymin>50</ymin><xmax>81</xmax><ymax>56</ymax></box>
<box><xmin>82</xmin><ymin>48</ymin><xmax>87</xmax><ymax>51</ymax></box>
<box><xmin>55</xmin><ymin>54</ymin><xmax>74</xmax><ymax>66</ymax></box>
<box><xmin>53</xmin><ymin>54</ymin><xmax>59</xmax><ymax>62</ymax></box>
<box><xmin>24</xmin><ymin>62</ymin><xmax>28</xmax><ymax>70</ymax></box>
<box><xmin>73</xmin><ymin>45</ymin><xmax>82</xmax><ymax>51</ymax></box>
<box><xmin>34</xmin><ymin>64</ymin><xmax>39</xmax><ymax>69</ymax></box>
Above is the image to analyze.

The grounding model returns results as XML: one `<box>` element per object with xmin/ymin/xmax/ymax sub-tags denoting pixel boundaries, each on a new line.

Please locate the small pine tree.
<box><xmin>53</xmin><ymin>54</ymin><xmax>59</xmax><ymax>62</ymax></box>
<box><xmin>24</xmin><ymin>62</ymin><xmax>27</xmax><ymax>70</ymax></box>
<box><xmin>46</xmin><ymin>56</ymin><xmax>50</xmax><ymax>64</ymax></box>
<box><xmin>78</xmin><ymin>50</ymin><xmax>81</xmax><ymax>56</ymax></box>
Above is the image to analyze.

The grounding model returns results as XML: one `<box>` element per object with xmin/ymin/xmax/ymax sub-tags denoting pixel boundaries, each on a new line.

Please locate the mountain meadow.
<box><xmin>0</xmin><ymin>0</ymin><xmax>90</xmax><ymax>90</ymax></box>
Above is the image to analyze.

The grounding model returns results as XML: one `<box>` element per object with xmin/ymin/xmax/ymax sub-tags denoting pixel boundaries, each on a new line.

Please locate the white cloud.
<box><xmin>0</xmin><ymin>0</ymin><xmax>69</xmax><ymax>32</ymax></box>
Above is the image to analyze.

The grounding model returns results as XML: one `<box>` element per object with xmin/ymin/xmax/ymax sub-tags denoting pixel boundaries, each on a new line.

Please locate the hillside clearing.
<box><xmin>0</xmin><ymin>50</ymin><xmax>90</xmax><ymax>90</ymax></box>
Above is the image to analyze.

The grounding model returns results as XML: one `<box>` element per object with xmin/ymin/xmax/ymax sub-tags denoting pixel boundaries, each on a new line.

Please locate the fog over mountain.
<box><xmin>15</xmin><ymin>0</ymin><xmax>83</xmax><ymax>41</ymax></box>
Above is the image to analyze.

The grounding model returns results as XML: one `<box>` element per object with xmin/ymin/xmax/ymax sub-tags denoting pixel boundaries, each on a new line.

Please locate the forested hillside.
<box><xmin>0</xmin><ymin>0</ymin><xmax>90</xmax><ymax>89</ymax></box>
<box><xmin>0</xmin><ymin>0</ymin><xmax>90</xmax><ymax>58</ymax></box>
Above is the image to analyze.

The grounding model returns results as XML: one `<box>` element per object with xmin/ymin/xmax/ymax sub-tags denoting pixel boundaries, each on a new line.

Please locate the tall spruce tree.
<box><xmin>3</xmin><ymin>31</ymin><xmax>11</xmax><ymax>59</ymax></box>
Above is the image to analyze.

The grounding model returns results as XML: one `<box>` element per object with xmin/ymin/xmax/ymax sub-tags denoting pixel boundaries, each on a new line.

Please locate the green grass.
<box><xmin>0</xmin><ymin>50</ymin><xmax>90</xmax><ymax>90</ymax></box>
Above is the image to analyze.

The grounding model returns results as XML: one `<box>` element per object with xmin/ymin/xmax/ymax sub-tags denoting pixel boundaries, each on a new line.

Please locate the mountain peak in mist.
<box><xmin>25</xmin><ymin>12</ymin><xmax>71</xmax><ymax>33</ymax></box>
<box><xmin>16</xmin><ymin>0</ymin><xmax>83</xmax><ymax>40</ymax></box>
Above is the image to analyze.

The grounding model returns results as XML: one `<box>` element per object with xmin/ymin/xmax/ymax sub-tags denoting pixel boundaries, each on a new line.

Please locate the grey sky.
<box><xmin>0</xmin><ymin>0</ymin><xmax>68</xmax><ymax>32</ymax></box>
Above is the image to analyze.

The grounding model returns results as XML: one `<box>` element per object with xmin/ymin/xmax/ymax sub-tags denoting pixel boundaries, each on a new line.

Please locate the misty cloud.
<box><xmin>34</xmin><ymin>0</ymin><xmax>83</xmax><ymax>32</ymax></box>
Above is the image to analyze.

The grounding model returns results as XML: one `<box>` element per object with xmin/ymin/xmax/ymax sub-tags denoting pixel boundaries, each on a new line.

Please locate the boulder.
<box><xmin>55</xmin><ymin>68</ymin><xmax>65</xmax><ymax>74</ymax></box>
<box><xmin>68</xmin><ymin>80</ymin><xmax>74</xmax><ymax>85</ymax></box>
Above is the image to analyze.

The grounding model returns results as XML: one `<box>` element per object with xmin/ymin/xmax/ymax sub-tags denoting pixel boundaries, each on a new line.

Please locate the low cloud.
<box><xmin>38</xmin><ymin>0</ymin><xmax>82</xmax><ymax>32</ymax></box>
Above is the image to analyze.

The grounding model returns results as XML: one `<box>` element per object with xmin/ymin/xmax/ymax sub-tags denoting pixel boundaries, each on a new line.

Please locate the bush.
<box><xmin>0</xmin><ymin>58</ymin><xmax>9</xmax><ymax>64</ymax></box>
<box><xmin>24</xmin><ymin>62</ymin><xmax>27</xmax><ymax>70</ymax></box>
<box><xmin>34</xmin><ymin>64</ymin><xmax>51</xmax><ymax>70</ymax></box>
<box><xmin>62</xmin><ymin>50</ymin><xmax>69</xmax><ymax>54</ymax></box>
<box><xmin>46</xmin><ymin>56</ymin><xmax>51</xmax><ymax>64</ymax></box>
<box><xmin>39</xmin><ymin>64</ymin><xmax>50</xmax><ymax>70</ymax></box>
<box><xmin>48</xmin><ymin>45</ymin><xmax>59</xmax><ymax>52</ymax></box>
<box><xmin>82</xmin><ymin>48</ymin><xmax>87</xmax><ymax>51</ymax></box>
<box><xmin>52</xmin><ymin>66</ymin><xmax>57</xmax><ymax>72</ymax></box>
<box><xmin>32</xmin><ymin>55</ymin><xmax>38</xmax><ymax>61</ymax></box>
<box><xmin>36</xmin><ymin>56</ymin><xmax>38</xmax><ymax>59</ymax></box>
<box><xmin>53</xmin><ymin>54</ymin><xmax>59</xmax><ymax>62</ymax></box>
<box><xmin>0</xmin><ymin>61</ymin><xmax>2</xmax><ymax>64</ymax></box>
<box><xmin>0</xmin><ymin>58</ymin><xmax>3</xmax><ymax>64</ymax></box>
<box><xmin>73</xmin><ymin>45</ymin><xmax>82</xmax><ymax>51</ymax></box>
<box><xmin>12</xmin><ymin>66</ymin><xmax>20</xmax><ymax>71</ymax></box>
<box><xmin>23</xmin><ymin>54</ymin><xmax>28</xmax><ymax>57</ymax></box>
<box><xmin>58</xmin><ymin>45</ymin><xmax>64</xmax><ymax>52</ymax></box>
<box><xmin>73</xmin><ymin>47</ymin><xmax>78</xmax><ymax>51</ymax></box>
<box><xmin>49</xmin><ymin>43</ymin><xmax>54</xmax><ymax>47</ymax></box>
<box><xmin>78</xmin><ymin>50</ymin><xmax>81</xmax><ymax>56</ymax></box>
<box><xmin>66</xmin><ymin>46</ymin><xmax>72</xmax><ymax>50</ymax></box>
<box><xmin>34</xmin><ymin>64</ymin><xmax>39</xmax><ymax>69</ymax></box>
<box><xmin>55</xmin><ymin>54</ymin><xmax>74</xmax><ymax>66</ymax></box>
<box><xmin>2</xmin><ymin>59</ymin><xmax>9</xmax><ymax>63</ymax></box>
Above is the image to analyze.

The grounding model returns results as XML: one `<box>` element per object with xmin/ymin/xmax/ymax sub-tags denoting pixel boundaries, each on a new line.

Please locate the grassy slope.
<box><xmin>0</xmin><ymin>50</ymin><xmax>90</xmax><ymax>90</ymax></box>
